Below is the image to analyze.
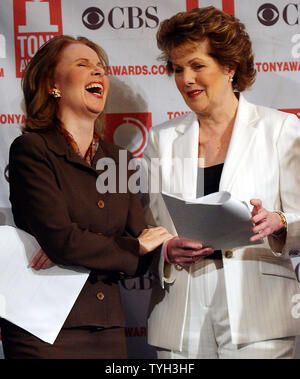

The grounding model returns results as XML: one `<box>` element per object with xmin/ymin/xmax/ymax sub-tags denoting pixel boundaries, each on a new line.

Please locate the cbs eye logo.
<box><xmin>82</xmin><ymin>7</ymin><xmax>105</xmax><ymax>30</ymax></box>
<box><xmin>257</xmin><ymin>3</ymin><xmax>300</xmax><ymax>26</ymax></box>
<box><xmin>257</xmin><ymin>3</ymin><xmax>279</xmax><ymax>26</ymax></box>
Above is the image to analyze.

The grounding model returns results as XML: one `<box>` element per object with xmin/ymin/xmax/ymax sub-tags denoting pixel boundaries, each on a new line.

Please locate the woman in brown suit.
<box><xmin>0</xmin><ymin>35</ymin><xmax>172</xmax><ymax>359</ymax></box>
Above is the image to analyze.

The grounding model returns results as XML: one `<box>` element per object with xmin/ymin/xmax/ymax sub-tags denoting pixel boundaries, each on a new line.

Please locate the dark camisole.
<box><xmin>197</xmin><ymin>163</ymin><xmax>224</xmax><ymax>259</ymax></box>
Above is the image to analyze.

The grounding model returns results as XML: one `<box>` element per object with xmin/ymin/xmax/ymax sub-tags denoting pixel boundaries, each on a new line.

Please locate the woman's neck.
<box><xmin>197</xmin><ymin>92</ymin><xmax>239</xmax><ymax>167</ymax></box>
<box><xmin>59</xmin><ymin>112</ymin><xmax>96</xmax><ymax>156</ymax></box>
<box><xmin>197</xmin><ymin>92</ymin><xmax>239</xmax><ymax>133</ymax></box>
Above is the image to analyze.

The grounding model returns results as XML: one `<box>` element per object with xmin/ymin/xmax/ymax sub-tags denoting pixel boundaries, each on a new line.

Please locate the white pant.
<box><xmin>158</xmin><ymin>259</ymin><xmax>295</xmax><ymax>359</ymax></box>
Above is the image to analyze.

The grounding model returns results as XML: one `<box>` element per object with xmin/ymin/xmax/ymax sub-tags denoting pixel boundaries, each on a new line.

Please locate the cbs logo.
<box><xmin>257</xmin><ymin>3</ymin><xmax>300</xmax><ymax>26</ymax></box>
<box><xmin>82</xmin><ymin>6</ymin><xmax>159</xmax><ymax>30</ymax></box>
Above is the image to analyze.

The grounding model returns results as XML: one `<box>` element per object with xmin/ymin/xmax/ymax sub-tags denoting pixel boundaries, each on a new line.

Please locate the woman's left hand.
<box><xmin>250</xmin><ymin>198</ymin><xmax>285</xmax><ymax>242</ymax></box>
<box><xmin>30</xmin><ymin>249</ymin><xmax>53</xmax><ymax>270</ymax></box>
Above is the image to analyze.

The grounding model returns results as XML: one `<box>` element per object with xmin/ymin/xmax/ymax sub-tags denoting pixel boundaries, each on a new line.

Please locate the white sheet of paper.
<box><xmin>162</xmin><ymin>191</ymin><xmax>262</xmax><ymax>250</ymax></box>
<box><xmin>0</xmin><ymin>226</ymin><xmax>90</xmax><ymax>344</ymax></box>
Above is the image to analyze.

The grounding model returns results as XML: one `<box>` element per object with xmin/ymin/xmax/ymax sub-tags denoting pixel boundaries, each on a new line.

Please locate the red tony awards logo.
<box><xmin>186</xmin><ymin>0</ymin><xmax>235</xmax><ymax>15</ymax></box>
<box><xmin>13</xmin><ymin>0</ymin><xmax>63</xmax><ymax>78</ymax></box>
<box><xmin>104</xmin><ymin>113</ymin><xmax>152</xmax><ymax>158</ymax></box>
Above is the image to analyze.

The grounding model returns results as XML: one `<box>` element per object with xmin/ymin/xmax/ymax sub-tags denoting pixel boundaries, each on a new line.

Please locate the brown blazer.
<box><xmin>9</xmin><ymin>127</ymin><xmax>149</xmax><ymax>329</ymax></box>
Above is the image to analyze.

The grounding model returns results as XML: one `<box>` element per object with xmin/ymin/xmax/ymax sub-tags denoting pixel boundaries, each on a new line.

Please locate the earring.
<box><xmin>229</xmin><ymin>77</ymin><xmax>233</xmax><ymax>82</ymax></box>
<box><xmin>50</xmin><ymin>88</ymin><xmax>61</xmax><ymax>98</ymax></box>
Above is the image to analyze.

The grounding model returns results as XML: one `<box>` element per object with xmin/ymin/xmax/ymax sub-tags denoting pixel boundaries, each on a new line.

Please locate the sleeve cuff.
<box><xmin>163</xmin><ymin>237</ymin><xmax>173</xmax><ymax>264</ymax></box>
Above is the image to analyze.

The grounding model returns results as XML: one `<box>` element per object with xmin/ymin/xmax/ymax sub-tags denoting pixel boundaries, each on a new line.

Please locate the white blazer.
<box><xmin>145</xmin><ymin>94</ymin><xmax>300</xmax><ymax>351</ymax></box>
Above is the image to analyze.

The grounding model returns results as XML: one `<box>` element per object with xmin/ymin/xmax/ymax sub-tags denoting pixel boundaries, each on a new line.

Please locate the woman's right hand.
<box><xmin>166</xmin><ymin>237</ymin><xmax>214</xmax><ymax>269</ymax></box>
<box><xmin>138</xmin><ymin>226</ymin><xmax>173</xmax><ymax>255</ymax></box>
<box><xmin>30</xmin><ymin>249</ymin><xmax>53</xmax><ymax>270</ymax></box>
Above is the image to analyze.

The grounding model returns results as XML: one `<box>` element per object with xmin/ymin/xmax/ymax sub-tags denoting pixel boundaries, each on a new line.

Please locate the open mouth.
<box><xmin>85</xmin><ymin>82</ymin><xmax>104</xmax><ymax>97</ymax></box>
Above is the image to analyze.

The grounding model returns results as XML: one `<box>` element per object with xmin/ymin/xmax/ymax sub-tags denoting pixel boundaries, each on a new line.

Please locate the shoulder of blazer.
<box><xmin>254</xmin><ymin>104</ymin><xmax>292</xmax><ymax>122</ymax></box>
<box><xmin>10</xmin><ymin>131</ymin><xmax>49</xmax><ymax>156</ymax></box>
<box><xmin>150</xmin><ymin>112</ymin><xmax>197</xmax><ymax>135</ymax></box>
<box><xmin>238</xmin><ymin>94</ymin><xmax>295</xmax><ymax>128</ymax></box>
<box><xmin>10</xmin><ymin>128</ymin><xmax>69</xmax><ymax>158</ymax></box>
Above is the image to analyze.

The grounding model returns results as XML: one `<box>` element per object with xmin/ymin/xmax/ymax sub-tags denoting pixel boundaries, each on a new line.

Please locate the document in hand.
<box><xmin>0</xmin><ymin>226</ymin><xmax>90</xmax><ymax>344</ymax></box>
<box><xmin>162</xmin><ymin>191</ymin><xmax>263</xmax><ymax>250</ymax></box>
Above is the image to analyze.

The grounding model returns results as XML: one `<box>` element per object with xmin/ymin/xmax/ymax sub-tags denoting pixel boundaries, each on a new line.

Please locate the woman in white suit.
<box><xmin>145</xmin><ymin>6</ymin><xmax>300</xmax><ymax>359</ymax></box>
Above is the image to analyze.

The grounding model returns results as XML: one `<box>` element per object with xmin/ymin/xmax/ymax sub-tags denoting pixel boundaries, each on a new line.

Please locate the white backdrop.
<box><xmin>0</xmin><ymin>0</ymin><xmax>299</xmax><ymax>359</ymax></box>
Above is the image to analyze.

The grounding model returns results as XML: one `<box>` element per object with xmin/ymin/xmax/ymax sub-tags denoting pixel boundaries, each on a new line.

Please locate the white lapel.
<box><xmin>219</xmin><ymin>94</ymin><xmax>260</xmax><ymax>193</ymax></box>
<box><xmin>171</xmin><ymin>113</ymin><xmax>199</xmax><ymax>198</ymax></box>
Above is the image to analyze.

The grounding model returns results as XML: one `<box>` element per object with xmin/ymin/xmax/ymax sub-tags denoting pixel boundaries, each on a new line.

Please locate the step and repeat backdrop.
<box><xmin>0</xmin><ymin>0</ymin><xmax>300</xmax><ymax>359</ymax></box>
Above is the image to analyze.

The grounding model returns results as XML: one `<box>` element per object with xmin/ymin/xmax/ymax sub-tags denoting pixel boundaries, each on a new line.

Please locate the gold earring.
<box><xmin>50</xmin><ymin>88</ymin><xmax>61</xmax><ymax>98</ymax></box>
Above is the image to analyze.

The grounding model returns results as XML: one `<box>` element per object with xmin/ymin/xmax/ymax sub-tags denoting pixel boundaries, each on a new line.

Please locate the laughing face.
<box><xmin>52</xmin><ymin>43</ymin><xmax>109</xmax><ymax>121</ymax></box>
<box><xmin>171</xmin><ymin>39</ymin><xmax>235</xmax><ymax>117</ymax></box>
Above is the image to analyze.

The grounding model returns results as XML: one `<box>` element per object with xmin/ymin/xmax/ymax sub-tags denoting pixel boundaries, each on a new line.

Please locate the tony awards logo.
<box><xmin>104</xmin><ymin>113</ymin><xmax>152</xmax><ymax>158</ymax></box>
<box><xmin>186</xmin><ymin>0</ymin><xmax>235</xmax><ymax>15</ymax></box>
<box><xmin>13</xmin><ymin>0</ymin><xmax>63</xmax><ymax>77</ymax></box>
